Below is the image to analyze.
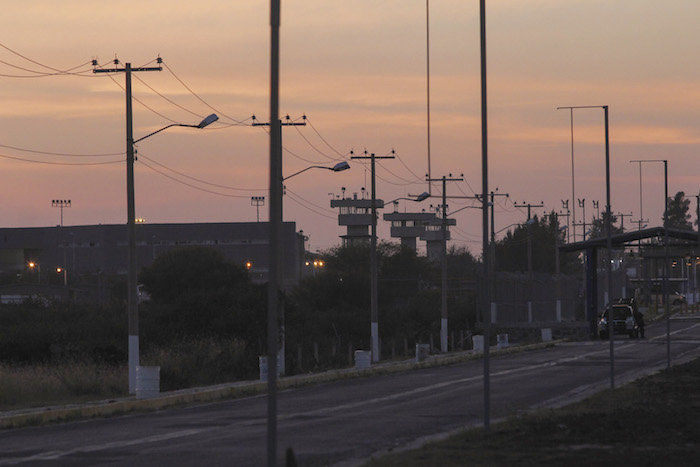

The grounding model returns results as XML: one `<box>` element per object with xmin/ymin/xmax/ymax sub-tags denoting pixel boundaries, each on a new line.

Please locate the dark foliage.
<box><xmin>138</xmin><ymin>246</ymin><xmax>266</xmax><ymax>348</ymax></box>
<box><xmin>0</xmin><ymin>299</ymin><xmax>126</xmax><ymax>365</ymax></box>
<box><xmin>495</xmin><ymin>211</ymin><xmax>582</xmax><ymax>274</ymax></box>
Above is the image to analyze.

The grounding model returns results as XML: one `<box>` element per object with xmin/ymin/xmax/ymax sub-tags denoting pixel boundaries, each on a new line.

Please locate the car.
<box><xmin>598</xmin><ymin>303</ymin><xmax>638</xmax><ymax>339</ymax></box>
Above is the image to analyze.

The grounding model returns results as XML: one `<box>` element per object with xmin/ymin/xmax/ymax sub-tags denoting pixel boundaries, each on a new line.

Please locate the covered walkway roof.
<box><xmin>559</xmin><ymin>226</ymin><xmax>699</xmax><ymax>253</ymax></box>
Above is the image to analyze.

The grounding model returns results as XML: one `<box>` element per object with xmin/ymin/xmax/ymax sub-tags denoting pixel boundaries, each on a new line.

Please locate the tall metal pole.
<box><xmin>631</xmin><ymin>159</ymin><xmax>672</xmax><ymax>367</ymax></box>
<box><xmin>603</xmin><ymin>106</ymin><xmax>615</xmax><ymax>389</ymax></box>
<box><xmin>696</xmin><ymin>193</ymin><xmax>699</xmax><ymax>306</ymax></box>
<box><xmin>479</xmin><ymin>0</ymin><xmax>491</xmax><ymax>433</ymax></box>
<box><xmin>569</xmin><ymin>109</ymin><xmax>576</xmax><ymax>242</ymax></box>
<box><xmin>441</xmin><ymin>176</ymin><xmax>448</xmax><ymax>352</ymax></box>
<box><xmin>663</xmin><ymin>160</ymin><xmax>670</xmax><ymax>369</ymax></box>
<box><xmin>352</xmin><ymin>151</ymin><xmax>393</xmax><ymax>362</ymax></box>
<box><xmin>562</xmin><ymin>105</ymin><xmax>614</xmax><ymax>388</ymax></box>
<box><xmin>93</xmin><ymin>60</ymin><xmax>161</xmax><ymax>395</ymax></box>
<box><xmin>426</xmin><ymin>0</ymin><xmax>432</xmax><ymax>195</ymax></box>
<box><xmin>557</xmin><ymin>107</ymin><xmax>577</xmax><ymax>242</ymax></box>
<box><xmin>267</xmin><ymin>1</ymin><xmax>281</xmax><ymax>464</ymax></box>
<box><xmin>124</xmin><ymin>63</ymin><xmax>140</xmax><ymax>396</ymax></box>
<box><xmin>370</xmin><ymin>154</ymin><xmax>380</xmax><ymax>362</ymax></box>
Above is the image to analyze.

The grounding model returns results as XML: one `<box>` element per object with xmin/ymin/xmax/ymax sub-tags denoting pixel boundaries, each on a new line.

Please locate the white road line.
<box><xmin>5</xmin><ymin>323</ymin><xmax>700</xmax><ymax>464</ymax></box>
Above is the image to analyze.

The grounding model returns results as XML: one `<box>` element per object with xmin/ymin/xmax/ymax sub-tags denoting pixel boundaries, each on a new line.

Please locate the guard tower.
<box><xmin>421</xmin><ymin>216</ymin><xmax>457</xmax><ymax>261</ymax></box>
<box><xmin>330</xmin><ymin>192</ymin><xmax>385</xmax><ymax>246</ymax></box>
<box><xmin>383</xmin><ymin>209</ymin><xmax>439</xmax><ymax>251</ymax></box>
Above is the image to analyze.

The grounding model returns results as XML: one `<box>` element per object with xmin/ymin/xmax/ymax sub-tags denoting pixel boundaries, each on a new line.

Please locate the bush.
<box><xmin>141</xmin><ymin>337</ymin><xmax>257</xmax><ymax>391</ymax></box>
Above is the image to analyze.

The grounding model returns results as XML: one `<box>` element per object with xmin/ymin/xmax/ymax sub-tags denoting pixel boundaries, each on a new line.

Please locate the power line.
<box><xmin>0</xmin><ymin>152</ymin><xmax>121</xmax><ymax>166</ymax></box>
<box><xmin>162</xmin><ymin>60</ymin><xmax>251</xmax><ymax>126</ymax></box>
<box><xmin>0</xmin><ymin>143</ymin><xmax>122</xmax><ymax>158</ymax></box>
<box><xmin>0</xmin><ymin>42</ymin><xmax>95</xmax><ymax>76</ymax></box>
<box><xmin>285</xmin><ymin>190</ymin><xmax>337</xmax><ymax>220</ymax></box>
<box><xmin>137</xmin><ymin>152</ymin><xmax>264</xmax><ymax>192</ymax></box>
<box><xmin>137</xmin><ymin>157</ymin><xmax>252</xmax><ymax>198</ymax></box>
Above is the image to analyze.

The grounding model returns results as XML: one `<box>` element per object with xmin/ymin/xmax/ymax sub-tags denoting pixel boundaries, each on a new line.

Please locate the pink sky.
<box><xmin>1</xmin><ymin>1</ymin><xmax>699</xmax><ymax>253</ymax></box>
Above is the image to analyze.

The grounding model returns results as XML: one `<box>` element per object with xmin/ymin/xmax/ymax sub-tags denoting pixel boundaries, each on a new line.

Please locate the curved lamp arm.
<box><xmin>134</xmin><ymin>114</ymin><xmax>218</xmax><ymax>144</ymax></box>
<box><xmin>283</xmin><ymin>161</ymin><xmax>350</xmax><ymax>181</ymax></box>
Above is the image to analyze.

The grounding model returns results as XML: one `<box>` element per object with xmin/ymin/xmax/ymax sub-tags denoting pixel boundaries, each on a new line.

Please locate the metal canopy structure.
<box><xmin>559</xmin><ymin>226</ymin><xmax>699</xmax><ymax>338</ymax></box>
<box><xmin>559</xmin><ymin>226</ymin><xmax>699</xmax><ymax>253</ymax></box>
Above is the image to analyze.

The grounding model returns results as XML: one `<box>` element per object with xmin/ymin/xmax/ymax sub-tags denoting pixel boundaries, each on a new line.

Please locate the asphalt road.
<box><xmin>2</xmin><ymin>316</ymin><xmax>700</xmax><ymax>467</ymax></box>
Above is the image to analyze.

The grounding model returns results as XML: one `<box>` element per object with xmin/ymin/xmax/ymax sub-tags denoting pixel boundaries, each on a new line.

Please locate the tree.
<box><xmin>588</xmin><ymin>209</ymin><xmax>624</xmax><ymax>239</ymax></box>
<box><xmin>138</xmin><ymin>246</ymin><xmax>265</xmax><ymax>344</ymax></box>
<box><xmin>494</xmin><ymin>211</ymin><xmax>581</xmax><ymax>274</ymax></box>
<box><xmin>665</xmin><ymin>191</ymin><xmax>692</xmax><ymax>230</ymax></box>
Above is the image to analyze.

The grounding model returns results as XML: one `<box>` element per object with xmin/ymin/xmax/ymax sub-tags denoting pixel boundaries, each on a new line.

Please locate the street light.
<box><xmin>28</xmin><ymin>262</ymin><xmax>40</xmax><ymax>284</ymax></box>
<box><xmin>282</xmin><ymin>161</ymin><xmax>349</xmax><ymax>181</ymax></box>
<box><xmin>276</xmin><ymin>160</ymin><xmax>350</xmax><ymax>375</ymax></box>
<box><xmin>351</xmin><ymin>151</ymin><xmax>395</xmax><ymax>363</ymax></box>
<box><xmin>386</xmin><ymin>192</ymin><xmax>431</xmax><ymax>211</ymax></box>
<box><xmin>56</xmin><ymin>267</ymin><xmax>67</xmax><ymax>287</ymax></box>
<box><xmin>630</xmin><ymin>159</ymin><xmax>670</xmax><ymax>368</ymax></box>
<box><xmin>559</xmin><ymin>105</ymin><xmax>613</xmax><ymax>390</ymax></box>
<box><xmin>125</xmin><ymin>113</ymin><xmax>218</xmax><ymax>395</ymax></box>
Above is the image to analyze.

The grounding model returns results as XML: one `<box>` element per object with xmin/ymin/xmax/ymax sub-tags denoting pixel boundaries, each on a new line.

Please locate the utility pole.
<box><xmin>266</xmin><ymin>2</ymin><xmax>281</xmax><ymax>464</ymax></box>
<box><xmin>559</xmin><ymin>208</ymin><xmax>571</xmax><ymax>243</ymax></box>
<box><xmin>252</xmin><ymin>116</ymin><xmax>305</xmax><ymax>385</ymax></box>
<box><xmin>94</xmin><ymin>58</ymin><xmax>162</xmax><ymax>395</ymax></box>
<box><xmin>592</xmin><ymin>200</ymin><xmax>600</xmax><ymax>220</ymax></box>
<box><xmin>578</xmin><ymin>198</ymin><xmax>587</xmax><ymax>240</ymax></box>
<box><xmin>51</xmin><ymin>200</ymin><xmax>71</xmax><ymax>227</ymax></box>
<box><xmin>426</xmin><ymin>174</ymin><xmax>464</xmax><ymax>353</ymax></box>
<box><xmin>617</xmin><ymin>212</ymin><xmax>633</xmax><ymax>231</ymax></box>
<box><xmin>514</xmin><ymin>201</ymin><xmax>543</xmax><ymax>322</ymax></box>
<box><xmin>352</xmin><ymin>151</ymin><xmax>393</xmax><ymax>362</ymax></box>
<box><xmin>251</xmin><ymin>196</ymin><xmax>265</xmax><ymax>222</ymax></box>
<box><xmin>352</xmin><ymin>150</ymin><xmax>394</xmax><ymax>362</ymax></box>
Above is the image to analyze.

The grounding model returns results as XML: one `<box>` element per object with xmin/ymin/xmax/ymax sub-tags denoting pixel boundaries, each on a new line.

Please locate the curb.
<box><xmin>0</xmin><ymin>340</ymin><xmax>559</xmax><ymax>429</ymax></box>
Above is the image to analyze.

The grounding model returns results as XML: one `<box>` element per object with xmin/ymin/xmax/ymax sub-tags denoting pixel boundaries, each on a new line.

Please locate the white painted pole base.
<box><xmin>556</xmin><ymin>299</ymin><xmax>562</xmax><ymax>322</ymax></box>
<box><xmin>128</xmin><ymin>335</ymin><xmax>139</xmax><ymax>395</ymax></box>
<box><xmin>371</xmin><ymin>321</ymin><xmax>379</xmax><ymax>362</ymax></box>
<box><xmin>440</xmin><ymin>319</ymin><xmax>448</xmax><ymax>353</ymax></box>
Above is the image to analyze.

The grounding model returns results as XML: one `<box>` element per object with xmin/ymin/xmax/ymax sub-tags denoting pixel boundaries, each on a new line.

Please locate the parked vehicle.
<box><xmin>599</xmin><ymin>304</ymin><xmax>638</xmax><ymax>339</ymax></box>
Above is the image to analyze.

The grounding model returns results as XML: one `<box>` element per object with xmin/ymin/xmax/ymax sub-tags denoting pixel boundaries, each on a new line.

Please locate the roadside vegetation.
<box><xmin>0</xmin><ymin>244</ymin><xmax>480</xmax><ymax>410</ymax></box>
<box><xmin>1</xmin><ymin>233</ymin><xmax>578</xmax><ymax>411</ymax></box>
<box><xmin>363</xmin><ymin>356</ymin><xmax>700</xmax><ymax>466</ymax></box>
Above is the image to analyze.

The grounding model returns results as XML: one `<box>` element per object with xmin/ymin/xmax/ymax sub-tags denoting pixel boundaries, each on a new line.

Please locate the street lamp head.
<box><xmin>198</xmin><ymin>114</ymin><xmax>219</xmax><ymax>128</ymax></box>
<box><xmin>416</xmin><ymin>191</ymin><xmax>430</xmax><ymax>202</ymax></box>
<box><xmin>331</xmin><ymin>161</ymin><xmax>350</xmax><ymax>172</ymax></box>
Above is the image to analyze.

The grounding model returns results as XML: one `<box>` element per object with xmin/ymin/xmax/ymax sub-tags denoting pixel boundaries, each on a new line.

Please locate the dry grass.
<box><xmin>0</xmin><ymin>361</ymin><xmax>127</xmax><ymax>411</ymax></box>
<box><xmin>363</xmin><ymin>357</ymin><xmax>700</xmax><ymax>466</ymax></box>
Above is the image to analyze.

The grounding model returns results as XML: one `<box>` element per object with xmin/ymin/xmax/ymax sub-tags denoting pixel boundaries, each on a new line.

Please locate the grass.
<box><xmin>363</xmin><ymin>356</ymin><xmax>700</xmax><ymax>466</ymax></box>
<box><xmin>0</xmin><ymin>337</ymin><xmax>255</xmax><ymax>412</ymax></box>
<box><xmin>0</xmin><ymin>361</ymin><xmax>127</xmax><ymax>411</ymax></box>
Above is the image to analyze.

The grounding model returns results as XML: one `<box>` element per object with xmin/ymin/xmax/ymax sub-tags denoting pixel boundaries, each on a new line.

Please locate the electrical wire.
<box><xmin>137</xmin><ymin>152</ymin><xmax>264</xmax><ymax>192</ymax></box>
<box><xmin>285</xmin><ymin>188</ymin><xmax>337</xmax><ymax>215</ymax></box>
<box><xmin>132</xmin><ymin>74</ymin><xmax>206</xmax><ymax>120</ymax></box>
<box><xmin>137</xmin><ymin>158</ymin><xmax>253</xmax><ymax>198</ymax></box>
<box><xmin>162</xmin><ymin>60</ymin><xmax>250</xmax><ymax>126</ymax></box>
<box><xmin>94</xmin><ymin>63</ymin><xmax>180</xmax><ymax>124</ymax></box>
<box><xmin>0</xmin><ymin>152</ymin><xmax>122</xmax><ymax>166</ymax></box>
<box><xmin>0</xmin><ymin>143</ymin><xmax>122</xmax><ymax>158</ymax></box>
<box><xmin>305</xmin><ymin>118</ymin><xmax>350</xmax><ymax>159</ymax></box>
<box><xmin>285</xmin><ymin>189</ymin><xmax>337</xmax><ymax>220</ymax></box>
<box><xmin>292</xmin><ymin>125</ymin><xmax>343</xmax><ymax>162</ymax></box>
<box><xmin>0</xmin><ymin>43</ymin><xmax>95</xmax><ymax>77</ymax></box>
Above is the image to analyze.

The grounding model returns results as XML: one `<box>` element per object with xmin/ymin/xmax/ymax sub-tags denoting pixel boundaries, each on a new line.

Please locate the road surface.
<box><xmin>1</xmin><ymin>315</ymin><xmax>699</xmax><ymax>466</ymax></box>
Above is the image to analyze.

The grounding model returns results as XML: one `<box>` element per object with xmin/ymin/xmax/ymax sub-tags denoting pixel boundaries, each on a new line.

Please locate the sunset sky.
<box><xmin>1</xmin><ymin>1</ymin><xmax>699</xmax><ymax>253</ymax></box>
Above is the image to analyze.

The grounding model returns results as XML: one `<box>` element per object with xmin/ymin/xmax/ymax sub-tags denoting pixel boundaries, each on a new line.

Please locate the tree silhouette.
<box><xmin>665</xmin><ymin>191</ymin><xmax>692</xmax><ymax>230</ymax></box>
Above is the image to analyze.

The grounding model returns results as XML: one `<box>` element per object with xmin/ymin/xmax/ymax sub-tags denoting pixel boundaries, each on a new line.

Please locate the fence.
<box><xmin>491</xmin><ymin>272</ymin><xmax>582</xmax><ymax>323</ymax></box>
